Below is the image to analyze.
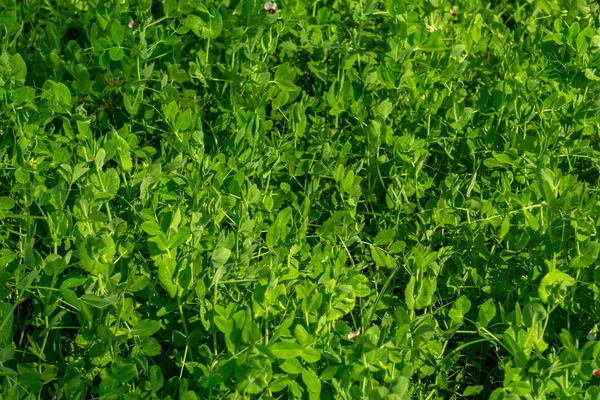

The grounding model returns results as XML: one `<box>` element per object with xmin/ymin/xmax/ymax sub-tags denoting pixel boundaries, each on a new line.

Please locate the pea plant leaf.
<box><xmin>2</xmin><ymin>0</ymin><xmax>600</xmax><ymax>398</ymax></box>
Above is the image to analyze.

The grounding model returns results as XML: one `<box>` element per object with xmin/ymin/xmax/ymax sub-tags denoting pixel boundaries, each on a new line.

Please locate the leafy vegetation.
<box><xmin>1</xmin><ymin>0</ymin><xmax>600</xmax><ymax>398</ymax></box>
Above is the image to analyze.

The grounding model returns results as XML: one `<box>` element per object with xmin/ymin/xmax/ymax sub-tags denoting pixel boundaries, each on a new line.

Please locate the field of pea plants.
<box><xmin>1</xmin><ymin>0</ymin><xmax>600</xmax><ymax>398</ymax></box>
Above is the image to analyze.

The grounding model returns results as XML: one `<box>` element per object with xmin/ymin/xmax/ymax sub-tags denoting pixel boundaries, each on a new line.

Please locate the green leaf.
<box><xmin>568</xmin><ymin>21</ymin><xmax>580</xmax><ymax>40</ymax></box>
<box><xmin>275</xmin><ymin>62</ymin><xmax>296</xmax><ymax>82</ymax></box>
<box><xmin>390</xmin><ymin>376</ymin><xmax>409</xmax><ymax>396</ymax></box>
<box><xmin>543</xmin><ymin>33</ymin><xmax>563</xmax><ymax>44</ymax></box>
<box><xmin>320</xmin><ymin>366</ymin><xmax>338</xmax><ymax>381</ymax></box>
<box><xmin>156</xmin><ymin>254</ymin><xmax>177</xmax><ymax>298</ymax></box>
<box><xmin>376</xmin><ymin>98</ymin><xmax>393</xmax><ymax>120</ymax></box>
<box><xmin>19</xmin><ymin>368</ymin><xmax>41</xmax><ymax>394</ymax></box>
<box><xmin>449</xmin><ymin>295</ymin><xmax>472</xmax><ymax>323</ymax></box>
<box><xmin>451</xmin><ymin>107</ymin><xmax>474</xmax><ymax>130</ymax></box>
<box><xmin>214</xmin><ymin>315</ymin><xmax>231</xmax><ymax>333</ymax></box>
<box><xmin>72</xmin><ymin>162</ymin><xmax>90</xmax><ymax>183</ymax></box>
<box><xmin>389</xmin><ymin>241</ymin><xmax>406</xmax><ymax>254</ymax></box>
<box><xmin>523</xmin><ymin>211</ymin><xmax>539</xmax><ymax>231</ymax></box>
<box><xmin>133</xmin><ymin>320</ymin><xmax>161</xmax><ymax>337</ymax></box>
<box><xmin>163</xmin><ymin>0</ymin><xmax>177</xmax><ymax>15</ymax></box>
<box><xmin>9</xmin><ymin>53</ymin><xmax>27</xmax><ymax>85</ymax></box>
<box><xmin>183</xmin><ymin>15</ymin><xmax>203</xmax><ymax>36</ymax></box>
<box><xmin>111</xmin><ymin>22</ymin><xmax>124</xmax><ymax>46</ymax></box>
<box><xmin>415</xmin><ymin>275</ymin><xmax>436</xmax><ymax>310</ymax></box>
<box><xmin>168</xmin><ymin>226</ymin><xmax>190</xmax><ymax>248</ymax></box>
<box><xmin>499</xmin><ymin>215</ymin><xmax>510</xmax><ymax>239</ymax></box>
<box><xmin>270</xmin><ymin>341</ymin><xmax>303</xmax><ymax>359</ymax></box>
<box><xmin>502</xmin><ymin>328</ymin><xmax>528</xmax><ymax>367</ymax></box>
<box><xmin>275</xmin><ymin>79</ymin><xmax>298</xmax><ymax>92</ymax></box>
<box><xmin>0</xmin><ymin>197</ymin><xmax>15</xmax><ymax>210</ymax></box>
<box><xmin>140</xmin><ymin>221</ymin><xmax>161</xmax><ymax>236</ymax></box>
<box><xmin>463</xmin><ymin>385</ymin><xmax>484</xmax><ymax>397</ymax></box>
<box><xmin>308</xmin><ymin>61</ymin><xmax>327</xmax><ymax>82</ymax></box>
<box><xmin>294</xmin><ymin>324</ymin><xmax>310</xmax><ymax>344</ymax></box>
<box><xmin>584</xmin><ymin>68</ymin><xmax>600</xmax><ymax>81</ymax></box>
<box><xmin>374</xmin><ymin>229</ymin><xmax>395</xmax><ymax>246</ymax></box>
<box><xmin>48</xmin><ymin>80</ymin><xmax>72</xmax><ymax>108</ymax></box>
<box><xmin>16</xmin><ymin>269</ymin><xmax>39</xmax><ymax>290</ymax></box>
<box><xmin>95</xmin><ymin>148</ymin><xmax>106</xmax><ymax>170</ymax></box>
<box><xmin>405</xmin><ymin>276</ymin><xmax>415</xmax><ymax>310</ymax></box>
<box><xmin>263</xmin><ymin>195</ymin><xmax>273</xmax><ymax>211</ymax></box>
<box><xmin>123</xmin><ymin>91</ymin><xmax>141</xmax><ymax>115</ymax></box>
<box><xmin>370</xmin><ymin>245</ymin><xmax>388</xmax><ymax>267</ymax></box>
<box><xmin>201</xmin><ymin>6</ymin><xmax>223</xmax><ymax>39</ymax></box>
<box><xmin>163</xmin><ymin>100</ymin><xmax>178</xmax><ymax>123</ymax></box>
<box><xmin>80</xmin><ymin>293</ymin><xmax>118</xmax><ymax>308</ymax></box>
<box><xmin>570</xmin><ymin>241</ymin><xmax>600</xmax><ymax>269</ymax></box>
<box><xmin>0</xmin><ymin>345</ymin><xmax>15</xmax><ymax>363</ymax></box>
<box><xmin>539</xmin><ymin>271</ymin><xmax>575</xmax><ymax>304</ymax></box>
<box><xmin>78</xmin><ymin>236</ymin><xmax>116</xmax><ymax>276</ymax></box>
<box><xmin>97</xmin><ymin>324</ymin><xmax>117</xmax><ymax>341</ymax></box>
<box><xmin>275</xmin><ymin>207</ymin><xmax>293</xmax><ymax>228</ymax></box>
<box><xmin>149</xmin><ymin>365</ymin><xmax>164</xmax><ymax>392</ymax></box>
<box><xmin>176</xmin><ymin>108</ymin><xmax>193</xmax><ymax>131</ymax></box>
<box><xmin>280</xmin><ymin>358</ymin><xmax>303</xmax><ymax>374</ymax></box>
<box><xmin>301</xmin><ymin>368</ymin><xmax>321</xmax><ymax>394</ymax></box>
<box><xmin>477</xmin><ymin>299</ymin><xmax>496</xmax><ymax>328</ymax></box>
<box><xmin>212</xmin><ymin>247</ymin><xmax>231</xmax><ymax>269</ymax></box>
<box><xmin>301</xmin><ymin>347</ymin><xmax>321</xmax><ymax>363</ymax></box>
<box><xmin>109</xmin><ymin>47</ymin><xmax>125</xmax><ymax>61</ymax></box>
<box><xmin>0</xmin><ymin>303</ymin><xmax>14</xmax><ymax>347</ymax></box>
<box><xmin>451</xmin><ymin>44</ymin><xmax>467</xmax><ymax>58</ymax></box>
<box><xmin>522</xmin><ymin>302</ymin><xmax>547</xmax><ymax>328</ymax></box>
<box><xmin>341</xmin><ymin>169</ymin><xmax>354</xmax><ymax>193</ymax></box>
<box><xmin>538</xmin><ymin>168</ymin><xmax>557</xmax><ymax>202</ymax></box>
<box><xmin>180</xmin><ymin>391</ymin><xmax>198</xmax><ymax>400</ymax></box>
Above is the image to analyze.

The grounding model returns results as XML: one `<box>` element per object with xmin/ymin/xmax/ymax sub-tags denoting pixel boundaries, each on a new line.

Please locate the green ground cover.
<box><xmin>1</xmin><ymin>0</ymin><xmax>600</xmax><ymax>398</ymax></box>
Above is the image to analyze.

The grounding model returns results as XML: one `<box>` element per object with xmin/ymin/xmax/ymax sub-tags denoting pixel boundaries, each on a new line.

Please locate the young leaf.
<box><xmin>109</xmin><ymin>47</ymin><xmax>125</xmax><ymax>61</ymax></box>
<box><xmin>522</xmin><ymin>302</ymin><xmax>547</xmax><ymax>328</ymax></box>
<box><xmin>499</xmin><ymin>215</ymin><xmax>510</xmax><ymax>239</ymax></box>
<box><xmin>133</xmin><ymin>320</ymin><xmax>161</xmax><ymax>337</ymax></box>
<box><xmin>302</xmin><ymin>368</ymin><xmax>321</xmax><ymax>395</ymax></box>
<box><xmin>280</xmin><ymin>359</ymin><xmax>303</xmax><ymax>374</ymax></box>
<box><xmin>212</xmin><ymin>247</ymin><xmax>231</xmax><ymax>269</ymax></box>
<box><xmin>9</xmin><ymin>53</ymin><xmax>27</xmax><ymax>85</ymax></box>
<box><xmin>270</xmin><ymin>342</ymin><xmax>303</xmax><ymax>359</ymax></box>
<box><xmin>370</xmin><ymin>245</ymin><xmax>388</xmax><ymax>267</ymax></box>
<box><xmin>570</xmin><ymin>241</ymin><xmax>600</xmax><ymax>269</ymax></box>
<box><xmin>95</xmin><ymin>148</ymin><xmax>106</xmax><ymax>170</ymax></box>
<box><xmin>0</xmin><ymin>303</ymin><xmax>14</xmax><ymax>348</ymax></box>
<box><xmin>405</xmin><ymin>276</ymin><xmax>415</xmax><ymax>311</ymax></box>
<box><xmin>415</xmin><ymin>275</ymin><xmax>436</xmax><ymax>310</ymax></box>
<box><xmin>156</xmin><ymin>254</ymin><xmax>177</xmax><ymax>298</ymax></box>
<box><xmin>149</xmin><ymin>365</ymin><xmax>164</xmax><ymax>392</ymax></box>
<box><xmin>449</xmin><ymin>295</ymin><xmax>472</xmax><ymax>323</ymax></box>
<box><xmin>111</xmin><ymin>22</ymin><xmax>124</xmax><ymax>46</ymax></box>
<box><xmin>374</xmin><ymin>229</ymin><xmax>396</xmax><ymax>246</ymax></box>
<box><xmin>538</xmin><ymin>271</ymin><xmax>575</xmax><ymax>304</ymax></box>
<box><xmin>164</xmin><ymin>0</ymin><xmax>177</xmax><ymax>15</ymax></box>
<box><xmin>477</xmin><ymin>299</ymin><xmax>496</xmax><ymax>328</ymax></box>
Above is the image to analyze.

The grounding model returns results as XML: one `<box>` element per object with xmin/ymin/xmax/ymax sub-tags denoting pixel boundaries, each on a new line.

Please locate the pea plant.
<box><xmin>0</xmin><ymin>0</ymin><xmax>600</xmax><ymax>399</ymax></box>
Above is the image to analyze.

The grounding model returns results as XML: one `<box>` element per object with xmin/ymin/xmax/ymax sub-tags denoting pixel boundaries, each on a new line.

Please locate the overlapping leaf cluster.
<box><xmin>1</xmin><ymin>0</ymin><xmax>600</xmax><ymax>398</ymax></box>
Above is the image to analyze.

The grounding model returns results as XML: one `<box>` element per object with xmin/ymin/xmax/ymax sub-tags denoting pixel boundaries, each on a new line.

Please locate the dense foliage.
<box><xmin>1</xmin><ymin>0</ymin><xmax>600</xmax><ymax>398</ymax></box>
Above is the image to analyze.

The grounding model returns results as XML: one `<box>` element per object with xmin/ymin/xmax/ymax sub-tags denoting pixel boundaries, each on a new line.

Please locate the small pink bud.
<box><xmin>347</xmin><ymin>328</ymin><xmax>361</xmax><ymax>340</ymax></box>
<box><xmin>128</xmin><ymin>20</ymin><xmax>139</xmax><ymax>29</ymax></box>
<box><xmin>593</xmin><ymin>369</ymin><xmax>600</xmax><ymax>378</ymax></box>
<box><xmin>264</xmin><ymin>2</ymin><xmax>277</xmax><ymax>13</ymax></box>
